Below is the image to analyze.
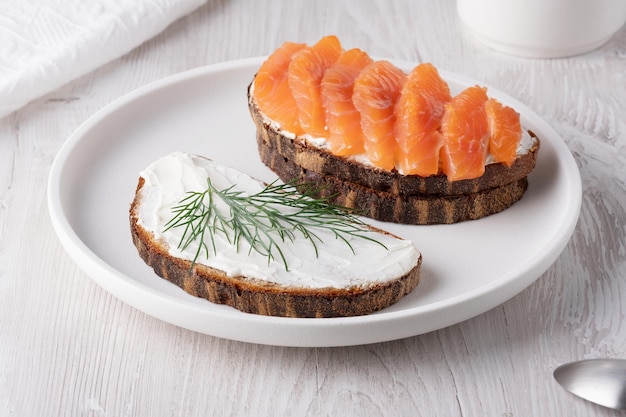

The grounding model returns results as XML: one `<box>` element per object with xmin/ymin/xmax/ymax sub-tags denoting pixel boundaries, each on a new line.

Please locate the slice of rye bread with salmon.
<box><xmin>249</xmin><ymin>90</ymin><xmax>540</xmax><ymax>196</ymax></box>
<box><xmin>248</xmin><ymin>88</ymin><xmax>539</xmax><ymax>224</ymax></box>
<box><xmin>247</xmin><ymin>36</ymin><xmax>540</xmax><ymax>224</ymax></box>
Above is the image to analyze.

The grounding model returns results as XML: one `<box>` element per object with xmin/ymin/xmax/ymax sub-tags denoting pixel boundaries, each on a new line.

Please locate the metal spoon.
<box><xmin>554</xmin><ymin>358</ymin><xmax>626</xmax><ymax>410</ymax></box>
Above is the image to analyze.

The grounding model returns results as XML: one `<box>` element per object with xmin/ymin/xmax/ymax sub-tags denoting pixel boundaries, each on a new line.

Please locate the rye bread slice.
<box><xmin>130</xmin><ymin>176</ymin><xmax>421</xmax><ymax>318</ymax></box>
<box><xmin>257</xmin><ymin>137</ymin><xmax>529</xmax><ymax>224</ymax></box>
<box><xmin>248</xmin><ymin>86</ymin><xmax>540</xmax><ymax>196</ymax></box>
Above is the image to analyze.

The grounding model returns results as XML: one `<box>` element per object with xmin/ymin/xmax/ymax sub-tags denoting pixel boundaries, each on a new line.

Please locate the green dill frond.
<box><xmin>164</xmin><ymin>178</ymin><xmax>386</xmax><ymax>271</ymax></box>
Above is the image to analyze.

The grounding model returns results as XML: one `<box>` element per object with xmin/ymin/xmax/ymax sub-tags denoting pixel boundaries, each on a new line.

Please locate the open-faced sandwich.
<box><xmin>248</xmin><ymin>35</ymin><xmax>540</xmax><ymax>224</ymax></box>
<box><xmin>130</xmin><ymin>152</ymin><xmax>421</xmax><ymax>318</ymax></box>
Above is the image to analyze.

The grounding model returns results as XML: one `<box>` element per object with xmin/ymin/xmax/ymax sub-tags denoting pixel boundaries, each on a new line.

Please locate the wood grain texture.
<box><xmin>1</xmin><ymin>0</ymin><xmax>625</xmax><ymax>416</ymax></box>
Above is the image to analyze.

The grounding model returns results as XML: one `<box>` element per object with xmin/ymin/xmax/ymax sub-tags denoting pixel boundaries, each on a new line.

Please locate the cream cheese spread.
<box><xmin>137</xmin><ymin>152</ymin><xmax>420</xmax><ymax>289</ymax></box>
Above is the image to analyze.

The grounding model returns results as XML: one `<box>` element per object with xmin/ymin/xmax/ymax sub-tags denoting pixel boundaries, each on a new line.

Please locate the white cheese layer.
<box><xmin>137</xmin><ymin>152</ymin><xmax>420</xmax><ymax>289</ymax></box>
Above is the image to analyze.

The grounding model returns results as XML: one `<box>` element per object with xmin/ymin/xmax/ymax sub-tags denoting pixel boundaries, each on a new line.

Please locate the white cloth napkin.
<box><xmin>0</xmin><ymin>0</ymin><xmax>206</xmax><ymax>119</ymax></box>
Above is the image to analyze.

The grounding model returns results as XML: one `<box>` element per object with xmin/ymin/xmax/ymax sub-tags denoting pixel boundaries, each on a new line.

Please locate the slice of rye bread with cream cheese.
<box><xmin>130</xmin><ymin>152</ymin><xmax>421</xmax><ymax>318</ymax></box>
<box><xmin>248</xmin><ymin>86</ymin><xmax>540</xmax><ymax>224</ymax></box>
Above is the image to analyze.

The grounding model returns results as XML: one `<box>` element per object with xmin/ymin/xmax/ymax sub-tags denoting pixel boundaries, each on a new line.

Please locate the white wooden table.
<box><xmin>2</xmin><ymin>1</ymin><xmax>625</xmax><ymax>415</ymax></box>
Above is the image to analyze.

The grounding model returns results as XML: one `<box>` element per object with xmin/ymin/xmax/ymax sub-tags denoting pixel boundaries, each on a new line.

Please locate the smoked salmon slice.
<box><xmin>394</xmin><ymin>63</ymin><xmax>451</xmax><ymax>176</ymax></box>
<box><xmin>321</xmin><ymin>48</ymin><xmax>373</xmax><ymax>156</ymax></box>
<box><xmin>485</xmin><ymin>98</ymin><xmax>522</xmax><ymax>166</ymax></box>
<box><xmin>440</xmin><ymin>86</ymin><xmax>489</xmax><ymax>181</ymax></box>
<box><xmin>352</xmin><ymin>60</ymin><xmax>407</xmax><ymax>171</ymax></box>
<box><xmin>255</xmin><ymin>36</ymin><xmax>525</xmax><ymax>182</ymax></box>
<box><xmin>288</xmin><ymin>35</ymin><xmax>342</xmax><ymax>138</ymax></box>
<box><xmin>253</xmin><ymin>41</ymin><xmax>306</xmax><ymax>135</ymax></box>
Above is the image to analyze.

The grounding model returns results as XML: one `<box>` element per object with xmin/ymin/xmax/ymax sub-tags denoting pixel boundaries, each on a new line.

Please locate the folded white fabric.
<box><xmin>0</xmin><ymin>0</ymin><xmax>206</xmax><ymax>119</ymax></box>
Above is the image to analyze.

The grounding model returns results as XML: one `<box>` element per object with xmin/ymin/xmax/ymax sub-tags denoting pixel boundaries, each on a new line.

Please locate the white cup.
<box><xmin>457</xmin><ymin>0</ymin><xmax>626</xmax><ymax>58</ymax></box>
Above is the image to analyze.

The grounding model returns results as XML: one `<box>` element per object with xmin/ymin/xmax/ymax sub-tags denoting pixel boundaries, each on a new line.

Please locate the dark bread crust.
<box><xmin>248</xmin><ymin>85</ymin><xmax>540</xmax><ymax>196</ymax></box>
<box><xmin>258</xmin><ymin>137</ymin><xmax>529</xmax><ymax>224</ymax></box>
<box><xmin>130</xmin><ymin>178</ymin><xmax>421</xmax><ymax>318</ymax></box>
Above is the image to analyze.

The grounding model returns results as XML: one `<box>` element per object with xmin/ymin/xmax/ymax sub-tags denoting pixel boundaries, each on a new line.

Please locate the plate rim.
<box><xmin>47</xmin><ymin>57</ymin><xmax>582</xmax><ymax>347</ymax></box>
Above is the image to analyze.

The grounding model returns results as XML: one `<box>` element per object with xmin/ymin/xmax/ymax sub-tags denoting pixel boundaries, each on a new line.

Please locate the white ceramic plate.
<box><xmin>48</xmin><ymin>57</ymin><xmax>581</xmax><ymax>347</ymax></box>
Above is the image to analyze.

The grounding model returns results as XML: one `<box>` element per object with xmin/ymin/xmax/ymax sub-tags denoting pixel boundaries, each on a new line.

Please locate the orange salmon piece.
<box><xmin>395</xmin><ymin>63</ymin><xmax>452</xmax><ymax>176</ymax></box>
<box><xmin>321</xmin><ymin>48</ymin><xmax>373</xmax><ymax>156</ymax></box>
<box><xmin>352</xmin><ymin>60</ymin><xmax>407</xmax><ymax>170</ymax></box>
<box><xmin>288</xmin><ymin>35</ymin><xmax>342</xmax><ymax>138</ymax></box>
<box><xmin>440</xmin><ymin>86</ymin><xmax>490</xmax><ymax>181</ymax></box>
<box><xmin>253</xmin><ymin>41</ymin><xmax>306</xmax><ymax>135</ymax></box>
<box><xmin>485</xmin><ymin>98</ymin><xmax>522</xmax><ymax>166</ymax></box>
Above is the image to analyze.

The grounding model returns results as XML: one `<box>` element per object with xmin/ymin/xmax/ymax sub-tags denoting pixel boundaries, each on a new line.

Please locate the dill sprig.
<box><xmin>163</xmin><ymin>178</ymin><xmax>386</xmax><ymax>271</ymax></box>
